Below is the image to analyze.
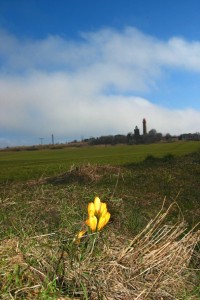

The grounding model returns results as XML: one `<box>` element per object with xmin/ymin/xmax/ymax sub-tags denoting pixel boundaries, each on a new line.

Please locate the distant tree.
<box><xmin>127</xmin><ymin>132</ymin><xmax>134</xmax><ymax>144</ymax></box>
<box><xmin>148</xmin><ymin>129</ymin><xmax>157</xmax><ymax>136</ymax></box>
<box><xmin>156</xmin><ymin>133</ymin><xmax>163</xmax><ymax>139</ymax></box>
<box><xmin>141</xmin><ymin>129</ymin><xmax>162</xmax><ymax>143</ymax></box>
<box><xmin>165</xmin><ymin>133</ymin><xmax>171</xmax><ymax>141</ymax></box>
<box><xmin>113</xmin><ymin>134</ymin><xmax>127</xmax><ymax>144</ymax></box>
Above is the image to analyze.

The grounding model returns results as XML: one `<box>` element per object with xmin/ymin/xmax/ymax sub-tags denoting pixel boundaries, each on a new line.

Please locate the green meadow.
<box><xmin>0</xmin><ymin>141</ymin><xmax>200</xmax><ymax>299</ymax></box>
<box><xmin>1</xmin><ymin>141</ymin><xmax>200</xmax><ymax>182</ymax></box>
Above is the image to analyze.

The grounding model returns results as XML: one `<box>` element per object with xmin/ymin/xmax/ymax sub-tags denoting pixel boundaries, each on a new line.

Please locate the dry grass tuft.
<box><xmin>27</xmin><ymin>164</ymin><xmax>121</xmax><ymax>185</ymax></box>
<box><xmin>100</xmin><ymin>203</ymin><xmax>200</xmax><ymax>299</ymax></box>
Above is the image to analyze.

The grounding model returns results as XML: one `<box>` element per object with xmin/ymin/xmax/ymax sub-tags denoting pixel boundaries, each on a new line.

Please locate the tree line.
<box><xmin>83</xmin><ymin>129</ymin><xmax>165</xmax><ymax>145</ymax></box>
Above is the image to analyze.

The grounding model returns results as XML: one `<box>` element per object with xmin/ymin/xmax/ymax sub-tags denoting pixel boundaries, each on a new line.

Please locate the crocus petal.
<box><xmin>88</xmin><ymin>202</ymin><xmax>95</xmax><ymax>217</ymax></box>
<box><xmin>97</xmin><ymin>215</ymin><xmax>106</xmax><ymax>231</ymax></box>
<box><xmin>75</xmin><ymin>230</ymin><xmax>86</xmax><ymax>244</ymax></box>
<box><xmin>100</xmin><ymin>202</ymin><xmax>107</xmax><ymax>216</ymax></box>
<box><xmin>86</xmin><ymin>216</ymin><xmax>97</xmax><ymax>232</ymax></box>
<box><xmin>97</xmin><ymin>212</ymin><xmax>111</xmax><ymax>231</ymax></box>
<box><xmin>104</xmin><ymin>212</ymin><xmax>111</xmax><ymax>226</ymax></box>
<box><xmin>77</xmin><ymin>230</ymin><xmax>86</xmax><ymax>239</ymax></box>
<box><xmin>94</xmin><ymin>197</ymin><xmax>101</xmax><ymax>214</ymax></box>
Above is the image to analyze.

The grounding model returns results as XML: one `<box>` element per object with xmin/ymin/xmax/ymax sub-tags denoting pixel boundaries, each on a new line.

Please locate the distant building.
<box><xmin>179</xmin><ymin>133</ymin><xmax>200</xmax><ymax>141</ymax></box>
<box><xmin>143</xmin><ymin>118</ymin><xmax>147</xmax><ymax>135</ymax></box>
<box><xmin>134</xmin><ymin>126</ymin><xmax>140</xmax><ymax>137</ymax></box>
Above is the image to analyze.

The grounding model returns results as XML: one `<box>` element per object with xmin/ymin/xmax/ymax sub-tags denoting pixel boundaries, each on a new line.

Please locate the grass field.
<box><xmin>1</xmin><ymin>141</ymin><xmax>200</xmax><ymax>182</ymax></box>
<box><xmin>0</xmin><ymin>141</ymin><xmax>200</xmax><ymax>299</ymax></box>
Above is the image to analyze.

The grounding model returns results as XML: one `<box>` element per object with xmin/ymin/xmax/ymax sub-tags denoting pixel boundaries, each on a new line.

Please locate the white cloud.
<box><xmin>0</xmin><ymin>27</ymin><xmax>200</xmax><ymax>146</ymax></box>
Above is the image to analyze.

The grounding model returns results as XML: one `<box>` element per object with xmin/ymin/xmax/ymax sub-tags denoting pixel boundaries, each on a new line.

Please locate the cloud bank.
<box><xmin>0</xmin><ymin>27</ymin><xmax>200</xmax><ymax>146</ymax></box>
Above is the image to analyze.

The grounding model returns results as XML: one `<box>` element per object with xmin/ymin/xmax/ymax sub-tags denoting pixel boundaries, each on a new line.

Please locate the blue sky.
<box><xmin>1</xmin><ymin>0</ymin><xmax>200</xmax><ymax>146</ymax></box>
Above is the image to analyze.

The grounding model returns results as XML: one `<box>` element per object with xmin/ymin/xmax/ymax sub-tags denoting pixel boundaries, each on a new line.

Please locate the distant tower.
<box><xmin>134</xmin><ymin>126</ymin><xmax>140</xmax><ymax>137</ymax></box>
<box><xmin>143</xmin><ymin>118</ymin><xmax>147</xmax><ymax>135</ymax></box>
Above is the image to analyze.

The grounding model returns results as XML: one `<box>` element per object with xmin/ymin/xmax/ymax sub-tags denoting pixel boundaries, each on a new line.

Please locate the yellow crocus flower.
<box><xmin>75</xmin><ymin>230</ymin><xmax>86</xmax><ymax>244</ymax></box>
<box><xmin>97</xmin><ymin>215</ymin><xmax>106</xmax><ymax>231</ymax></box>
<box><xmin>100</xmin><ymin>202</ymin><xmax>107</xmax><ymax>216</ymax></box>
<box><xmin>97</xmin><ymin>212</ymin><xmax>111</xmax><ymax>231</ymax></box>
<box><xmin>88</xmin><ymin>202</ymin><xmax>95</xmax><ymax>217</ymax></box>
<box><xmin>86</xmin><ymin>215</ymin><xmax>98</xmax><ymax>232</ymax></box>
<box><xmin>94</xmin><ymin>196</ymin><xmax>101</xmax><ymax>214</ymax></box>
<box><xmin>76</xmin><ymin>197</ymin><xmax>110</xmax><ymax>243</ymax></box>
<box><xmin>77</xmin><ymin>230</ymin><xmax>86</xmax><ymax>239</ymax></box>
<box><xmin>85</xmin><ymin>197</ymin><xmax>111</xmax><ymax>232</ymax></box>
<box><xmin>104</xmin><ymin>211</ymin><xmax>111</xmax><ymax>226</ymax></box>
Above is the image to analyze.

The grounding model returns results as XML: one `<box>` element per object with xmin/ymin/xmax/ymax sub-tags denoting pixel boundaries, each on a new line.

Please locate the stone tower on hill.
<box><xmin>143</xmin><ymin>118</ymin><xmax>147</xmax><ymax>135</ymax></box>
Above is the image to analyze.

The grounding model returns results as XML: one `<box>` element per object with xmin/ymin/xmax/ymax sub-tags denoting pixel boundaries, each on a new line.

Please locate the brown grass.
<box><xmin>1</xmin><ymin>201</ymin><xmax>199</xmax><ymax>299</ymax></box>
<box><xmin>100</xmin><ymin>203</ymin><xmax>200</xmax><ymax>299</ymax></box>
<box><xmin>27</xmin><ymin>164</ymin><xmax>121</xmax><ymax>185</ymax></box>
